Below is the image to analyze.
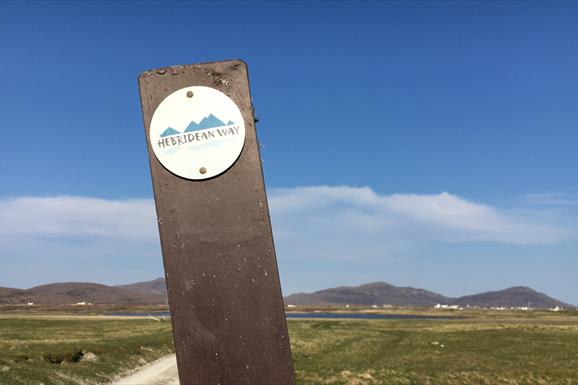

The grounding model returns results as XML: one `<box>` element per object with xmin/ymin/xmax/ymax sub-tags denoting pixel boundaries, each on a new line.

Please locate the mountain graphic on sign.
<box><xmin>184</xmin><ymin>114</ymin><xmax>233</xmax><ymax>133</ymax></box>
<box><xmin>160</xmin><ymin>127</ymin><xmax>180</xmax><ymax>137</ymax></box>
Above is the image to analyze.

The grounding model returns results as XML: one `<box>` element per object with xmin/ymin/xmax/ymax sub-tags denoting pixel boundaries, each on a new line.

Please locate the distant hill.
<box><xmin>0</xmin><ymin>287</ymin><xmax>23</xmax><ymax>298</ymax></box>
<box><xmin>0</xmin><ymin>280</ymin><xmax>168</xmax><ymax>305</ymax></box>
<box><xmin>115</xmin><ymin>277</ymin><xmax>168</xmax><ymax>297</ymax></box>
<box><xmin>452</xmin><ymin>286</ymin><xmax>570</xmax><ymax>309</ymax></box>
<box><xmin>285</xmin><ymin>282</ymin><xmax>449</xmax><ymax>307</ymax></box>
<box><xmin>0</xmin><ymin>279</ymin><xmax>573</xmax><ymax>308</ymax></box>
<box><xmin>284</xmin><ymin>281</ymin><xmax>574</xmax><ymax>309</ymax></box>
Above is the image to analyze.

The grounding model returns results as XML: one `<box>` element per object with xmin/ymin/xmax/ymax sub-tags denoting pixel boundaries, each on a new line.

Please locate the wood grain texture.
<box><xmin>138</xmin><ymin>60</ymin><xmax>295</xmax><ymax>385</ymax></box>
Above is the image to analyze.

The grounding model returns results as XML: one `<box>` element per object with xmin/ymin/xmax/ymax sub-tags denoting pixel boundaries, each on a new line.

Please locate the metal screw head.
<box><xmin>186</xmin><ymin>91</ymin><xmax>194</xmax><ymax>98</ymax></box>
<box><xmin>199</xmin><ymin>167</ymin><xmax>207</xmax><ymax>174</ymax></box>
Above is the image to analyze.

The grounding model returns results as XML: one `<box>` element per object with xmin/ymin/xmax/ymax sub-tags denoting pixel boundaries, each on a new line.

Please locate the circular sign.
<box><xmin>149</xmin><ymin>86</ymin><xmax>246</xmax><ymax>180</ymax></box>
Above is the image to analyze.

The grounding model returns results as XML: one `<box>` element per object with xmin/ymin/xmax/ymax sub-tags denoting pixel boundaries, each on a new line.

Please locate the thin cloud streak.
<box><xmin>526</xmin><ymin>193</ymin><xmax>578</xmax><ymax>206</ymax></box>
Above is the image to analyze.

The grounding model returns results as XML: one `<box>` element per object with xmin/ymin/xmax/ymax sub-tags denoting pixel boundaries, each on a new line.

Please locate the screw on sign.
<box><xmin>138</xmin><ymin>60</ymin><xmax>296</xmax><ymax>385</ymax></box>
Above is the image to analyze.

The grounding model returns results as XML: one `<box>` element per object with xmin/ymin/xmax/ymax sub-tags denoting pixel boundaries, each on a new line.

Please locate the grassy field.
<box><xmin>1</xmin><ymin>311</ymin><xmax>578</xmax><ymax>385</ymax></box>
<box><xmin>289</xmin><ymin>314</ymin><xmax>578</xmax><ymax>385</ymax></box>
<box><xmin>0</xmin><ymin>316</ymin><xmax>174</xmax><ymax>385</ymax></box>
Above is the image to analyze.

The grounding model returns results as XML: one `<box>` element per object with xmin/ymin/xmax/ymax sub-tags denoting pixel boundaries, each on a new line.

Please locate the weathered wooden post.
<box><xmin>138</xmin><ymin>60</ymin><xmax>296</xmax><ymax>385</ymax></box>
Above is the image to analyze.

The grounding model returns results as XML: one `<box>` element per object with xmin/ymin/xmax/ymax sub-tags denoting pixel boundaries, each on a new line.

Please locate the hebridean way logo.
<box><xmin>157</xmin><ymin>113</ymin><xmax>240</xmax><ymax>150</ymax></box>
<box><xmin>149</xmin><ymin>86</ymin><xmax>246</xmax><ymax>180</ymax></box>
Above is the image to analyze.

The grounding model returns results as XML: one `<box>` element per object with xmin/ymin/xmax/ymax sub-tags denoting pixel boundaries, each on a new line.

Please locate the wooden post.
<box><xmin>138</xmin><ymin>60</ymin><xmax>295</xmax><ymax>385</ymax></box>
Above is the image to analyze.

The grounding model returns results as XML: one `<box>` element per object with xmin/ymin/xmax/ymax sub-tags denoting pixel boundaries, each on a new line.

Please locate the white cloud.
<box><xmin>0</xmin><ymin>196</ymin><xmax>163</xmax><ymax>287</ymax></box>
<box><xmin>0</xmin><ymin>188</ymin><xmax>570</xmax><ymax>248</ymax></box>
<box><xmin>269</xmin><ymin>186</ymin><xmax>573</xmax><ymax>247</ymax></box>
<box><xmin>0</xmin><ymin>187</ymin><xmax>574</xmax><ymax>287</ymax></box>
<box><xmin>0</xmin><ymin>196</ymin><xmax>157</xmax><ymax>240</ymax></box>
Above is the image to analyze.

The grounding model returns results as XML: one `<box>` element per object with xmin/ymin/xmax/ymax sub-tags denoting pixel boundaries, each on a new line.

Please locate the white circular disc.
<box><xmin>149</xmin><ymin>86</ymin><xmax>246</xmax><ymax>180</ymax></box>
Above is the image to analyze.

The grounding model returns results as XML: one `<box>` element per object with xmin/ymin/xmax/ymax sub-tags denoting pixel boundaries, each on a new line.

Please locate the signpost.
<box><xmin>138</xmin><ymin>60</ymin><xmax>296</xmax><ymax>385</ymax></box>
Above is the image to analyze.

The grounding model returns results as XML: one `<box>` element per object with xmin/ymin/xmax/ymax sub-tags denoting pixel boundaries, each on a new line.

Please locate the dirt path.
<box><xmin>109</xmin><ymin>354</ymin><xmax>179</xmax><ymax>385</ymax></box>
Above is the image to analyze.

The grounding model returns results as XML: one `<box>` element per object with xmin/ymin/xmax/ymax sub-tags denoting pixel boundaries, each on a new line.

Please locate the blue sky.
<box><xmin>1</xmin><ymin>2</ymin><xmax>577</xmax><ymax>305</ymax></box>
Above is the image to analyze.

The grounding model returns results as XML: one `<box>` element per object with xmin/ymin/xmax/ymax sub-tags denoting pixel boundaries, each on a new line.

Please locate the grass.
<box><xmin>0</xmin><ymin>316</ymin><xmax>174</xmax><ymax>385</ymax></box>
<box><xmin>1</xmin><ymin>311</ymin><xmax>577</xmax><ymax>384</ymax></box>
<box><xmin>288</xmin><ymin>315</ymin><xmax>578</xmax><ymax>385</ymax></box>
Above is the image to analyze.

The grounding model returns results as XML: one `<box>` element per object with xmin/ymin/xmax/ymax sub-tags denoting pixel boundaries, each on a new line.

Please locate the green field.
<box><xmin>1</xmin><ymin>311</ymin><xmax>578</xmax><ymax>385</ymax></box>
<box><xmin>0</xmin><ymin>316</ymin><xmax>174</xmax><ymax>385</ymax></box>
<box><xmin>289</xmin><ymin>315</ymin><xmax>578</xmax><ymax>385</ymax></box>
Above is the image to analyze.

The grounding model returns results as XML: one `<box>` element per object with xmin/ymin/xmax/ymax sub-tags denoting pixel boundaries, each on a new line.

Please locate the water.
<box><xmin>287</xmin><ymin>312</ymin><xmax>461</xmax><ymax>320</ymax></box>
<box><xmin>110</xmin><ymin>312</ymin><xmax>171</xmax><ymax>317</ymax></box>
<box><xmin>109</xmin><ymin>312</ymin><xmax>460</xmax><ymax>320</ymax></box>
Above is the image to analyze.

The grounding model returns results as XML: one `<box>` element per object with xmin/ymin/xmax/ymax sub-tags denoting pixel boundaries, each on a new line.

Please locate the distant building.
<box><xmin>434</xmin><ymin>304</ymin><xmax>461</xmax><ymax>310</ymax></box>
